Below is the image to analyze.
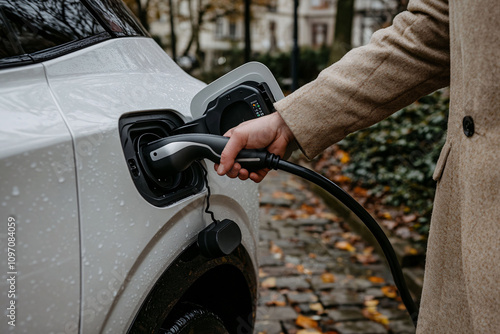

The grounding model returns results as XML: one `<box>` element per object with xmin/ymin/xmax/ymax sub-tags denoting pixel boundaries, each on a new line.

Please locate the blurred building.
<box><xmin>148</xmin><ymin>0</ymin><xmax>401</xmax><ymax>70</ymax></box>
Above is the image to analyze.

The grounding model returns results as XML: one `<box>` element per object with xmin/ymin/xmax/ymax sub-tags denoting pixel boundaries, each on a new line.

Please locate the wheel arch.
<box><xmin>128</xmin><ymin>243</ymin><xmax>257</xmax><ymax>334</ymax></box>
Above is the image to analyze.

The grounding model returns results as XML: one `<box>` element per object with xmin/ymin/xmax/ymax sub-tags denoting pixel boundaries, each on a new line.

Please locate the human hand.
<box><xmin>215</xmin><ymin>112</ymin><xmax>294</xmax><ymax>182</ymax></box>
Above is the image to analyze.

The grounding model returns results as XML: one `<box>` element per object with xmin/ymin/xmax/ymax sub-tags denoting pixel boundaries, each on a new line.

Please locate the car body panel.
<box><xmin>42</xmin><ymin>37</ymin><xmax>259</xmax><ymax>333</ymax></box>
<box><xmin>0</xmin><ymin>64</ymin><xmax>80</xmax><ymax>332</ymax></box>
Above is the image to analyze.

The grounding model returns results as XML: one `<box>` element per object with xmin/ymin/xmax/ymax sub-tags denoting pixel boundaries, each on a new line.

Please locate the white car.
<box><xmin>0</xmin><ymin>1</ymin><xmax>262</xmax><ymax>333</ymax></box>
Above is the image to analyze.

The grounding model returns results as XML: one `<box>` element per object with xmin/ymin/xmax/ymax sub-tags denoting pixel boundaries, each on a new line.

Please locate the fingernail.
<box><xmin>217</xmin><ymin>164</ymin><xmax>225</xmax><ymax>175</ymax></box>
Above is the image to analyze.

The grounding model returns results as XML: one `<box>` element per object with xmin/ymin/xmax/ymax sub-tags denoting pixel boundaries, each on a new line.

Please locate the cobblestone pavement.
<box><xmin>255</xmin><ymin>170</ymin><xmax>415</xmax><ymax>334</ymax></box>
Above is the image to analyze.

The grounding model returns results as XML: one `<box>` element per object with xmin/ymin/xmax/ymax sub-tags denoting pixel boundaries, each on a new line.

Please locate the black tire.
<box><xmin>159</xmin><ymin>304</ymin><xmax>229</xmax><ymax>334</ymax></box>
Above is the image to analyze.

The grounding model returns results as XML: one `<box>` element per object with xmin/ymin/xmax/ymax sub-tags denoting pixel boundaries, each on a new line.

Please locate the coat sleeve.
<box><xmin>275</xmin><ymin>0</ymin><xmax>450</xmax><ymax>158</ymax></box>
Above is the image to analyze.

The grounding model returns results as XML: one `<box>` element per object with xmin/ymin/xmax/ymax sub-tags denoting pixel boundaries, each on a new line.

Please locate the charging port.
<box><xmin>119</xmin><ymin>111</ymin><xmax>205</xmax><ymax>207</ymax></box>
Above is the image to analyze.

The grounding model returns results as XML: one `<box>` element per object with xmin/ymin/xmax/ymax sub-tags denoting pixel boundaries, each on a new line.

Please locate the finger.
<box><xmin>218</xmin><ymin>131</ymin><xmax>248</xmax><ymax>175</ymax></box>
<box><xmin>237</xmin><ymin>168</ymin><xmax>250</xmax><ymax>181</ymax></box>
<box><xmin>226</xmin><ymin>162</ymin><xmax>242</xmax><ymax>179</ymax></box>
<box><xmin>249</xmin><ymin>169</ymin><xmax>269</xmax><ymax>183</ymax></box>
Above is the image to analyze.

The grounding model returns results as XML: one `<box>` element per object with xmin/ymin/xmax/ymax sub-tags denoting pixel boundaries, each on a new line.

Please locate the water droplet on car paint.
<box><xmin>12</xmin><ymin>186</ymin><xmax>20</xmax><ymax>196</ymax></box>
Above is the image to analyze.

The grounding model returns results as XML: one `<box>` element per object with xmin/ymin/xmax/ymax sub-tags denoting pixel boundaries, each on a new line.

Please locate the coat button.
<box><xmin>463</xmin><ymin>116</ymin><xmax>474</xmax><ymax>137</ymax></box>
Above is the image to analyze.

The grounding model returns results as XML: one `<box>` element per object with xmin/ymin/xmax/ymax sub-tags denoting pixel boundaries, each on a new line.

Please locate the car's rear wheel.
<box><xmin>159</xmin><ymin>303</ymin><xmax>229</xmax><ymax>334</ymax></box>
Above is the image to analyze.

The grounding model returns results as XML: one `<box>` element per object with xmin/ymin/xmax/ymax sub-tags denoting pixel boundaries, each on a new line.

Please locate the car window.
<box><xmin>0</xmin><ymin>0</ymin><xmax>105</xmax><ymax>58</ymax></box>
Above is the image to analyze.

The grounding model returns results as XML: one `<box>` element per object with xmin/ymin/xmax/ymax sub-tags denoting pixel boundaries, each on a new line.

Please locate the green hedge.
<box><xmin>337</xmin><ymin>90</ymin><xmax>449</xmax><ymax>236</ymax></box>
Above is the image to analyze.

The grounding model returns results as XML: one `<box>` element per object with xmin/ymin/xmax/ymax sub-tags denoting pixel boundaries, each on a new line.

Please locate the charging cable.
<box><xmin>141</xmin><ymin>134</ymin><xmax>419</xmax><ymax>326</ymax></box>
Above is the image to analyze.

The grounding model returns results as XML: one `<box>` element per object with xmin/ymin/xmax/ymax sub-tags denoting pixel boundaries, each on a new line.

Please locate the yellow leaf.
<box><xmin>333</xmin><ymin>175</ymin><xmax>351</xmax><ymax>183</ymax></box>
<box><xmin>368</xmin><ymin>276</ymin><xmax>385</xmax><ymax>284</ymax></box>
<box><xmin>362</xmin><ymin>304</ymin><xmax>390</xmax><ymax>327</ymax></box>
<box><xmin>295</xmin><ymin>314</ymin><xmax>319</xmax><ymax>329</ymax></box>
<box><xmin>320</xmin><ymin>272</ymin><xmax>336</xmax><ymax>283</ymax></box>
<box><xmin>405</xmin><ymin>246</ymin><xmax>418</xmax><ymax>255</ymax></box>
<box><xmin>270</xmin><ymin>242</ymin><xmax>283</xmax><ymax>255</ymax></box>
<box><xmin>336</xmin><ymin>150</ymin><xmax>350</xmax><ymax>164</ymax></box>
<box><xmin>334</xmin><ymin>241</ymin><xmax>356</xmax><ymax>253</ymax></box>
<box><xmin>309</xmin><ymin>302</ymin><xmax>324</xmax><ymax>313</ymax></box>
<box><xmin>261</xmin><ymin>277</ymin><xmax>276</xmax><ymax>289</ymax></box>
<box><xmin>381</xmin><ymin>286</ymin><xmax>398</xmax><ymax>299</ymax></box>
<box><xmin>319</xmin><ymin>212</ymin><xmax>339</xmax><ymax>222</ymax></box>
<box><xmin>364</xmin><ymin>299</ymin><xmax>379</xmax><ymax>308</ymax></box>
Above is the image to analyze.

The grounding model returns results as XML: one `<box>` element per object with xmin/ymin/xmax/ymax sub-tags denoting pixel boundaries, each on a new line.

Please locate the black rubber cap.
<box><xmin>198</xmin><ymin>219</ymin><xmax>242</xmax><ymax>258</ymax></box>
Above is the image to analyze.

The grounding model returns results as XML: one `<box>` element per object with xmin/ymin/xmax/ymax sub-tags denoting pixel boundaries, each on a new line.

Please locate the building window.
<box><xmin>312</xmin><ymin>23</ymin><xmax>328</xmax><ymax>46</ymax></box>
<box><xmin>229</xmin><ymin>21</ymin><xmax>237</xmax><ymax>40</ymax></box>
<box><xmin>215</xmin><ymin>16</ymin><xmax>224</xmax><ymax>39</ymax></box>
<box><xmin>311</xmin><ymin>0</ymin><xmax>330</xmax><ymax>10</ymax></box>
<box><xmin>267</xmin><ymin>0</ymin><xmax>277</xmax><ymax>12</ymax></box>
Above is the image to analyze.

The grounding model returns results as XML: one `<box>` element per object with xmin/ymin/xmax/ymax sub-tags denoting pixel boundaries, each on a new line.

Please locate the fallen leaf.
<box><xmin>353</xmin><ymin>186</ymin><xmax>368</xmax><ymax>197</ymax></box>
<box><xmin>297</xmin><ymin>329</ymin><xmax>323</xmax><ymax>334</ymax></box>
<box><xmin>295</xmin><ymin>314</ymin><xmax>319</xmax><ymax>329</ymax></box>
<box><xmin>405</xmin><ymin>246</ymin><xmax>419</xmax><ymax>255</ymax></box>
<box><xmin>335</xmin><ymin>149</ymin><xmax>350</xmax><ymax>164</ymax></box>
<box><xmin>272</xmin><ymin>191</ymin><xmax>296</xmax><ymax>200</ymax></box>
<box><xmin>368</xmin><ymin>276</ymin><xmax>385</xmax><ymax>284</ymax></box>
<box><xmin>332</xmin><ymin>175</ymin><xmax>351</xmax><ymax>183</ymax></box>
<box><xmin>320</xmin><ymin>272</ymin><xmax>336</xmax><ymax>283</ymax></box>
<box><xmin>362</xmin><ymin>246</ymin><xmax>374</xmax><ymax>255</ymax></box>
<box><xmin>362</xmin><ymin>307</ymin><xmax>390</xmax><ymax>326</ymax></box>
<box><xmin>364</xmin><ymin>299</ymin><xmax>379</xmax><ymax>308</ymax></box>
<box><xmin>402</xmin><ymin>214</ymin><xmax>417</xmax><ymax>224</ymax></box>
<box><xmin>334</xmin><ymin>241</ymin><xmax>356</xmax><ymax>252</ymax></box>
<box><xmin>382</xmin><ymin>219</ymin><xmax>398</xmax><ymax>230</ymax></box>
<box><xmin>319</xmin><ymin>212</ymin><xmax>339</xmax><ymax>222</ymax></box>
<box><xmin>296</xmin><ymin>264</ymin><xmax>312</xmax><ymax>275</ymax></box>
<box><xmin>355</xmin><ymin>253</ymin><xmax>378</xmax><ymax>265</ymax></box>
<box><xmin>270</xmin><ymin>242</ymin><xmax>283</xmax><ymax>255</ymax></box>
<box><xmin>261</xmin><ymin>277</ymin><xmax>276</xmax><ymax>289</ymax></box>
<box><xmin>309</xmin><ymin>302</ymin><xmax>324</xmax><ymax>313</ymax></box>
<box><xmin>380</xmin><ymin>212</ymin><xmax>393</xmax><ymax>220</ymax></box>
<box><xmin>342</xmin><ymin>232</ymin><xmax>361</xmax><ymax>243</ymax></box>
<box><xmin>381</xmin><ymin>285</ymin><xmax>398</xmax><ymax>299</ymax></box>
<box><xmin>301</xmin><ymin>203</ymin><xmax>316</xmax><ymax>215</ymax></box>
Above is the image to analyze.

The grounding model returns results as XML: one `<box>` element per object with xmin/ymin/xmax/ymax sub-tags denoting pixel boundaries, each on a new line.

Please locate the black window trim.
<box><xmin>0</xmin><ymin>31</ymin><xmax>114</xmax><ymax>70</ymax></box>
<box><xmin>0</xmin><ymin>0</ymin><xmax>150</xmax><ymax>70</ymax></box>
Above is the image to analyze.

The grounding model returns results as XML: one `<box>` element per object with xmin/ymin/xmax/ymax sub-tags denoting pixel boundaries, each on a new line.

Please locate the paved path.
<box><xmin>255</xmin><ymin>171</ymin><xmax>415</xmax><ymax>334</ymax></box>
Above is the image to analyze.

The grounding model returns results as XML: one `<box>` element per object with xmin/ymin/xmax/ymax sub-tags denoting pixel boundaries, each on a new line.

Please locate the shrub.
<box><xmin>336</xmin><ymin>90</ymin><xmax>449</xmax><ymax>236</ymax></box>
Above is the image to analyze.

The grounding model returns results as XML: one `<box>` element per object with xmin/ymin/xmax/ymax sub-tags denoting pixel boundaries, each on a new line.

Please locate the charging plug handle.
<box><xmin>142</xmin><ymin>134</ymin><xmax>279</xmax><ymax>175</ymax></box>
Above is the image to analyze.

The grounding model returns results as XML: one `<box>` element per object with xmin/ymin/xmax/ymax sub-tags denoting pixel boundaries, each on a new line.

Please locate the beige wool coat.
<box><xmin>275</xmin><ymin>0</ymin><xmax>500</xmax><ymax>332</ymax></box>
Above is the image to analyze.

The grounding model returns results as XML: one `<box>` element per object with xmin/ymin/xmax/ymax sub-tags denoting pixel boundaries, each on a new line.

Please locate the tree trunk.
<box><xmin>135</xmin><ymin>0</ymin><xmax>150</xmax><ymax>32</ymax></box>
<box><xmin>181</xmin><ymin>0</ymin><xmax>194</xmax><ymax>56</ymax></box>
<box><xmin>168</xmin><ymin>0</ymin><xmax>177</xmax><ymax>61</ymax></box>
<box><xmin>329</xmin><ymin>0</ymin><xmax>355</xmax><ymax>64</ymax></box>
